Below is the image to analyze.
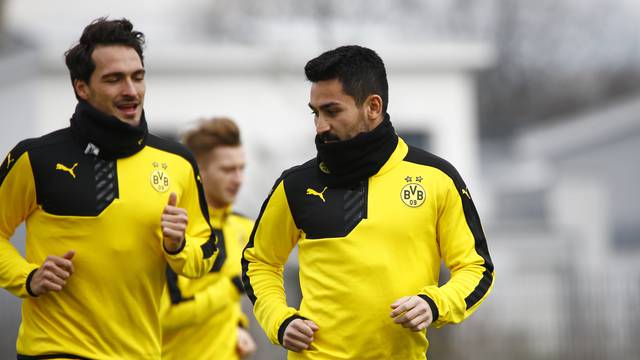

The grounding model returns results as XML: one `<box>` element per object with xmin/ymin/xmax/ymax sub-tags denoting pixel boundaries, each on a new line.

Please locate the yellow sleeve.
<box><xmin>241</xmin><ymin>180</ymin><xmax>300</xmax><ymax>345</ymax></box>
<box><xmin>163</xmin><ymin>166</ymin><xmax>217</xmax><ymax>278</ymax></box>
<box><xmin>419</xmin><ymin>177</ymin><xmax>494</xmax><ymax>327</ymax></box>
<box><xmin>160</xmin><ymin>275</ymin><xmax>242</xmax><ymax>332</ymax></box>
<box><xmin>0</xmin><ymin>147</ymin><xmax>40</xmax><ymax>298</ymax></box>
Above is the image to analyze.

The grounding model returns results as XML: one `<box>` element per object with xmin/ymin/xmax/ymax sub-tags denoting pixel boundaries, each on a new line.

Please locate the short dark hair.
<box><xmin>304</xmin><ymin>45</ymin><xmax>388</xmax><ymax>113</ymax></box>
<box><xmin>182</xmin><ymin>117</ymin><xmax>242</xmax><ymax>161</ymax></box>
<box><xmin>64</xmin><ymin>17</ymin><xmax>145</xmax><ymax>87</ymax></box>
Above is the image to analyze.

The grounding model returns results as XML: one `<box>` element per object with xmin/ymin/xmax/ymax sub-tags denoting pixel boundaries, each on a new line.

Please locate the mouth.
<box><xmin>116</xmin><ymin>102</ymin><xmax>139</xmax><ymax>118</ymax></box>
<box><xmin>320</xmin><ymin>132</ymin><xmax>340</xmax><ymax>143</ymax></box>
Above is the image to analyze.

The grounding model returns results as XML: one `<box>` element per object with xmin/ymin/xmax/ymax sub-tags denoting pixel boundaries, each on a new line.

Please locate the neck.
<box><xmin>69</xmin><ymin>100</ymin><xmax>148</xmax><ymax>160</ymax></box>
<box><xmin>207</xmin><ymin>195</ymin><xmax>229</xmax><ymax>210</ymax></box>
<box><xmin>315</xmin><ymin>113</ymin><xmax>397</xmax><ymax>188</ymax></box>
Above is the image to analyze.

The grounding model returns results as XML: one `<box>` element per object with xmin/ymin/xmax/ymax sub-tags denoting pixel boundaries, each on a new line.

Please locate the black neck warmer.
<box><xmin>69</xmin><ymin>100</ymin><xmax>148</xmax><ymax>160</ymax></box>
<box><xmin>315</xmin><ymin>114</ymin><xmax>398</xmax><ymax>188</ymax></box>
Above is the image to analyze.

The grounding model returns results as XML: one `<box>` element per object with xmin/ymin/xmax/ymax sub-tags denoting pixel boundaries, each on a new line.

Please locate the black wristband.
<box><xmin>26</xmin><ymin>268</ymin><xmax>39</xmax><ymax>297</ymax></box>
<box><xmin>418</xmin><ymin>294</ymin><xmax>440</xmax><ymax>322</ymax></box>
<box><xmin>278</xmin><ymin>314</ymin><xmax>307</xmax><ymax>345</ymax></box>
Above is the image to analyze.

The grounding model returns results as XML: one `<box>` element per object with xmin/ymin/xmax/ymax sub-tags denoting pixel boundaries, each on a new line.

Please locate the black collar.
<box><xmin>69</xmin><ymin>100</ymin><xmax>148</xmax><ymax>160</ymax></box>
<box><xmin>315</xmin><ymin>114</ymin><xmax>398</xmax><ymax>188</ymax></box>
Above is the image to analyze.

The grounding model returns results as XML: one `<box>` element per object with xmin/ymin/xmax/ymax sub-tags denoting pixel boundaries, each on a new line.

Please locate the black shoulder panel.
<box><xmin>12</xmin><ymin>128</ymin><xmax>120</xmax><ymax>217</ymax></box>
<box><xmin>1</xmin><ymin>138</ymin><xmax>38</xmax><ymax>186</ymax></box>
<box><xmin>282</xmin><ymin>158</ymin><xmax>368</xmax><ymax>239</ymax></box>
<box><xmin>146</xmin><ymin>134</ymin><xmax>217</xmax><ymax>259</ymax></box>
<box><xmin>404</xmin><ymin>146</ymin><xmax>494</xmax><ymax>309</ymax></box>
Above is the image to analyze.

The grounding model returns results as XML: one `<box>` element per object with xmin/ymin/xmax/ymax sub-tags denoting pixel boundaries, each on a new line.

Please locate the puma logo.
<box><xmin>461</xmin><ymin>188</ymin><xmax>471</xmax><ymax>200</ymax></box>
<box><xmin>56</xmin><ymin>163</ymin><xmax>78</xmax><ymax>179</ymax></box>
<box><xmin>306</xmin><ymin>187</ymin><xmax>327</xmax><ymax>202</ymax></box>
<box><xmin>6</xmin><ymin>153</ymin><xmax>14</xmax><ymax>169</ymax></box>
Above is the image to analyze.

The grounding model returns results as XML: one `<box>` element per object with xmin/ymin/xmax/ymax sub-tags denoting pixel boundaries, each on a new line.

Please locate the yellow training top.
<box><xmin>0</xmin><ymin>126</ymin><xmax>217</xmax><ymax>359</ymax></box>
<box><xmin>242</xmin><ymin>138</ymin><xmax>494</xmax><ymax>360</ymax></box>
<box><xmin>161</xmin><ymin>205</ymin><xmax>254</xmax><ymax>360</ymax></box>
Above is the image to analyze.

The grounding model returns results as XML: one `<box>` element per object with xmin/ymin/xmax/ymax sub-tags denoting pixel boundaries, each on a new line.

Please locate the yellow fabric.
<box><xmin>161</xmin><ymin>206</ymin><xmax>254</xmax><ymax>360</ymax></box>
<box><xmin>243</xmin><ymin>138</ymin><xmax>494</xmax><ymax>360</ymax></box>
<box><xmin>0</xmin><ymin>141</ymin><xmax>217</xmax><ymax>359</ymax></box>
<box><xmin>0</xmin><ymin>152</ymin><xmax>39</xmax><ymax>298</ymax></box>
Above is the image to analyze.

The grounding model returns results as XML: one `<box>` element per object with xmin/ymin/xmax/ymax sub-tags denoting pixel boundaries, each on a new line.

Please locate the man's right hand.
<box><xmin>29</xmin><ymin>250</ymin><xmax>75</xmax><ymax>296</ymax></box>
<box><xmin>283</xmin><ymin>318</ymin><xmax>319</xmax><ymax>352</ymax></box>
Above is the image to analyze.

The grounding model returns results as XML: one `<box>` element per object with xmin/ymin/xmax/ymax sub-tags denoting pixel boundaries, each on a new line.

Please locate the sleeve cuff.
<box><xmin>26</xmin><ymin>268</ymin><xmax>39</xmax><ymax>297</ymax></box>
<box><xmin>278</xmin><ymin>314</ymin><xmax>307</xmax><ymax>345</ymax></box>
<box><xmin>163</xmin><ymin>238</ymin><xmax>186</xmax><ymax>255</ymax></box>
<box><xmin>418</xmin><ymin>294</ymin><xmax>440</xmax><ymax>322</ymax></box>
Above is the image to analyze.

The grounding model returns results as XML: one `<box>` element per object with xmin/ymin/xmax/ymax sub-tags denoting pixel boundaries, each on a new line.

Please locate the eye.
<box><xmin>325</xmin><ymin>109</ymin><xmax>338</xmax><ymax>117</ymax></box>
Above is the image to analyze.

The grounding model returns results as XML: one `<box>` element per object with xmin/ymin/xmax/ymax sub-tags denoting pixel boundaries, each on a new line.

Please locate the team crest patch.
<box><xmin>150</xmin><ymin>162</ymin><xmax>170</xmax><ymax>193</ymax></box>
<box><xmin>401</xmin><ymin>176</ymin><xmax>426</xmax><ymax>208</ymax></box>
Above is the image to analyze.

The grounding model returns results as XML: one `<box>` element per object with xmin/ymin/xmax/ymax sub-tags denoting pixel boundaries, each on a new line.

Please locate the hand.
<box><xmin>390</xmin><ymin>295</ymin><xmax>433</xmax><ymax>331</ymax></box>
<box><xmin>236</xmin><ymin>326</ymin><xmax>257</xmax><ymax>358</ymax></box>
<box><xmin>283</xmin><ymin>319</ymin><xmax>319</xmax><ymax>352</ymax></box>
<box><xmin>29</xmin><ymin>250</ymin><xmax>75</xmax><ymax>296</ymax></box>
<box><xmin>162</xmin><ymin>192</ymin><xmax>188</xmax><ymax>253</ymax></box>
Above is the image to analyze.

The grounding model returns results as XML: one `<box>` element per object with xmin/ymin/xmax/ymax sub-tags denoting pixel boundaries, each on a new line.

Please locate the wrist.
<box><xmin>164</xmin><ymin>237</ymin><xmax>185</xmax><ymax>255</ymax></box>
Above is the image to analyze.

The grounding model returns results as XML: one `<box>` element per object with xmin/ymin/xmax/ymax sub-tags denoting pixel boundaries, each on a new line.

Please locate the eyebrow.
<box><xmin>308</xmin><ymin>102</ymin><xmax>341</xmax><ymax>111</ymax></box>
<box><xmin>101</xmin><ymin>69</ymin><xmax>146</xmax><ymax>79</ymax></box>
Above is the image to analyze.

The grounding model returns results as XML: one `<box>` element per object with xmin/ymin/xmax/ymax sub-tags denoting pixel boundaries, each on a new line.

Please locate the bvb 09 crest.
<box><xmin>151</xmin><ymin>162</ymin><xmax>170</xmax><ymax>193</ymax></box>
<box><xmin>401</xmin><ymin>177</ymin><xmax>426</xmax><ymax>208</ymax></box>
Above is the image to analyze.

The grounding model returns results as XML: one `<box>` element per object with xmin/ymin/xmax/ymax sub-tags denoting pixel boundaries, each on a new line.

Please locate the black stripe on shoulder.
<box><xmin>146</xmin><ymin>134</ymin><xmax>217</xmax><ymax>260</ymax></box>
<box><xmin>273</xmin><ymin>158</ymin><xmax>318</xmax><ymax>188</ymax></box>
<box><xmin>146</xmin><ymin>133</ymin><xmax>197</xmax><ymax>165</ymax></box>
<box><xmin>404</xmin><ymin>146</ymin><xmax>494</xmax><ymax>309</ymax></box>
<box><xmin>1</xmin><ymin>129</ymin><xmax>71</xmax><ymax>186</ymax></box>
<box><xmin>17</xmin><ymin>353</ymin><xmax>92</xmax><ymax>359</ymax></box>
<box><xmin>403</xmin><ymin>146</ymin><xmax>463</xmax><ymax>185</ymax></box>
<box><xmin>241</xmin><ymin>159</ymin><xmax>312</xmax><ymax>304</ymax></box>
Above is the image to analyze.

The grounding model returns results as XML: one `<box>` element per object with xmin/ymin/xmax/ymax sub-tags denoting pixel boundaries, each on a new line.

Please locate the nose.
<box><xmin>232</xmin><ymin>168</ymin><xmax>244</xmax><ymax>185</ymax></box>
<box><xmin>315</xmin><ymin>116</ymin><xmax>330</xmax><ymax>135</ymax></box>
<box><xmin>121</xmin><ymin>78</ymin><xmax>137</xmax><ymax>96</ymax></box>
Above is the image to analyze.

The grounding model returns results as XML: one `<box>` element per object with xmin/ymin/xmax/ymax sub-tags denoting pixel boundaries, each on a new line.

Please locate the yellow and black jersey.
<box><xmin>161</xmin><ymin>207</ymin><xmax>254</xmax><ymax>360</ymax></box>
<box><xmin>242</xmin><ymin>137</ymin><xmax>494</xmax><ymax>360</ymax></box>
<box><xmin>0</xmin><ymin>125</ymin><xmax>217</xmax><ymax>359</ymax></box>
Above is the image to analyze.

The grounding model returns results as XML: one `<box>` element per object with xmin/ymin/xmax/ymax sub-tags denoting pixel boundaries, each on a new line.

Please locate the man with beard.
<box><xmin>242</xmin><ymin>45</ymin><xmax>494</xmax><ymax>359</ymax></box>
<box><xmin>0</xmin><ymin>18</ymin><xmax>217</xmax><ymax>359</ymax></box>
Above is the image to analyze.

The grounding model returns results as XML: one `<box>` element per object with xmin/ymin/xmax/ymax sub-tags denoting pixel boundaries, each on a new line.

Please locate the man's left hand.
<box><xmin>390</xmin><ymin>295</ymin><xmax>433</xmax><ymax>331</ymax></box>
<box><xmin>236</xmin><ymin>326</ymin><xmax>257</xmax><ymax>358</ymax></box>
<box><xmin>161</xmin><ymin>192</ymin><xmax>188</xmax><ymax>253</ymax></box>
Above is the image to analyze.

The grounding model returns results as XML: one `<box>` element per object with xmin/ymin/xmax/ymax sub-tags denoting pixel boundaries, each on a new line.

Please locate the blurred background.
<box><xmin>1</xmin><ymin>0</ymin><xmax>639</xmax><ymax>359</ymax></box>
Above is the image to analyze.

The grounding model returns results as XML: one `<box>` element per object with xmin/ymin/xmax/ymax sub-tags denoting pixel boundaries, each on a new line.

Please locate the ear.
<box><xmin>365</xmin><ymin>94</ymin><xmax>383</xmax><ymax>122</ymax></box>
<box><xmin>74</xmin><ymin>79</ymin><xmax>90</xmax><ymax>101</ymax></box>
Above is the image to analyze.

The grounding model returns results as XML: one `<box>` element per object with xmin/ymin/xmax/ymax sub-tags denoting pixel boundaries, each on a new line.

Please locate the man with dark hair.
<box><xmin>0</xmin><ymin>17</ymin><xmax>217</xmax><ymax>359</ymax></box>
<box><xmin>243</xmin><ymin>45</ymin><xmax>494</xmax><ymax>359</ymax></box>
<box><xmin>161</xmin><ymin>117</ymin><xmax>257</xmax><ymax>360</ymax></box>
